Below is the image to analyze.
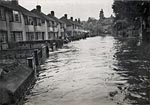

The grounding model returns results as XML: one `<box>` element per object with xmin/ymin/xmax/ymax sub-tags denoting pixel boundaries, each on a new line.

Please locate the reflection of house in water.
<box><xmin>113</xmin><ymin>38</ymin><xmax>150</xmax><ymax>104</ymax></box>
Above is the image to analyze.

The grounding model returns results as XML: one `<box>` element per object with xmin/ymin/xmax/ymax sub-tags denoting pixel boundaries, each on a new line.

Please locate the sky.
<box><xmin>19</xmin><ymin>0</ymin><xmax>114</xmax><ymax>21</ymax></box>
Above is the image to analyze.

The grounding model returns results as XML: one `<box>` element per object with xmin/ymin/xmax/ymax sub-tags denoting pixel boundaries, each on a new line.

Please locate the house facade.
<box><xmin>47</xmin><ymin>11</ymin><xmax>66</xmax><ymax>40</ymax></box>
<box><xmin>0</xmin><ymin>1</ymin><xmax>44</xmax><ymax>50</ymax></box>
<box><xmin>0</xmin><ymin>0</ymin><xmax>84</xmax><ymax>50</ymax></box>
<box><xmin>60</xmin><ymin>14</ymin><xmax>75</xmax><ymax>38</ymax></box>
<box><xmin>0</xmin><ymin>1</ymin><xmax>65</xmax><ymax>50</ymax></box>
<box><xmin>60</xmin><ymin>14</ymin><xmax>85</xmax><ymax>40</ymax></box>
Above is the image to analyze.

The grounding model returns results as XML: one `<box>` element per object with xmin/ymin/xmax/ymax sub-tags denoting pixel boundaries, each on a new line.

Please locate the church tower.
<box><xmin>99</xmin><ymin>9</ymin><xmax>104</xmax><ymax>20</ymax></box>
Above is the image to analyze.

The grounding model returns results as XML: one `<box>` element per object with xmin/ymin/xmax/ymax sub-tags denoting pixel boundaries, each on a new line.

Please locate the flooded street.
<box><xmin>24</xmin><ymin>36</ymin><xmax>150</xmax><ymax>105</ymax></box>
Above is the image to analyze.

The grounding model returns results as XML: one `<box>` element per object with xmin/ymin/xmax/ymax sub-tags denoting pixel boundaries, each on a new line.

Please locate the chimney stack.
<box><xmin>70</xmin><ymin>17</ymin><xmax>73</xmax><ymax>21</ymax></box>
<box><xmin>36</xmin><ymin>5</ymin><xmax>41</xmax><ymax>12</ymax></box>
<box><xmin>51</xmin><ymin>11</ymin><xmax>55</xmax><ymax>16</ymax></box>
<box><xmin>64</xmin><ymin>14</ymin><xmax>67</xmax><ymax>19</ymax></box>
<box><xmin>75</xmin><ymin>19</ymin><xmax>78</xmax><ymax>22</ymax></box>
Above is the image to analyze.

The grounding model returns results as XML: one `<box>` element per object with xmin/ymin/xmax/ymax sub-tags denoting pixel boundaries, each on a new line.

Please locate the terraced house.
<box><xmin>60</xmin><ymin>14</ymin><xmax>75</xmax><ymax>39</ymax></box>
<box><xmin>0</xmin><ymin>1</ymin><xmax>67</xmax><ymax>50</ymax></box>
<box><xmin>73</xmin><ymin>18</ymin><xmax>84</xmax><ymax>37</ymax></box>
<box><xmin>47</xmin><ymin>11</ymin><xmax>66</xmax><ymax>40</ymax></box>
<box><xmin>60</xmin><ymin>14</ymin><xmax>84</xmax><ymax>40</ymax></box>
<box><xmin>0</xmin><ymin>0</ymin><xmax>86</xmax><ymax>50</ymax></box>
<box><xmin>0</xmin><ymin>0</ymin><xmax>47</xmax><ymax>50</ymax></box>
<box><xmin>31</xmin><ymin>5</ymin><xmax>56</xmax><ymax>40</ymax></box>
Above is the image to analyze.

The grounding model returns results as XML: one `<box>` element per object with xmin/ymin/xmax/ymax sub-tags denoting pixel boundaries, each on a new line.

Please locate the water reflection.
<box><xmin>113</xmin><ymin>38</ymin><xmax>150</xmax><ymax>105</ymax></box>
<box><xmin>24</xmin><ymin>36</ymin><xmax>150</xmax><ymax>105</ymax></box>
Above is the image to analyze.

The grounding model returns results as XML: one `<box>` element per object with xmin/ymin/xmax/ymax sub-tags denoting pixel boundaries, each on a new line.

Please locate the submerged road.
<box><xmin>24</xmin><ymin>36</ymin><xmax>150</xmax><ymax>105</ymax></box>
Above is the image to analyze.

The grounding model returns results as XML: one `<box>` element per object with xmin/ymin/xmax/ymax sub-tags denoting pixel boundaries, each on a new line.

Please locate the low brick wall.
<box><xmin>0</xmin><ymin>61</ymin><xmax>35</xmax><ymax>105</ymax></box>
<box><xmin>0</xmin><ymin>39</ymin><xmax>65</xmax><ymax>104</ymax></box>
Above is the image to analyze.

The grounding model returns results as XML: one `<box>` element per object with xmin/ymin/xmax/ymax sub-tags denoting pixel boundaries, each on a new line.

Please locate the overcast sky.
<box><xmin>19</xmin><ymin>0</ymin><xmax>114</xmax><ymax>21</ymax></box>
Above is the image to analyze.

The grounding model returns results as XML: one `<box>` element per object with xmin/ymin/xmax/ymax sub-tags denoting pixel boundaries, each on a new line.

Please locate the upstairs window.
<box><xmin>52</xmin><ymin>21</ymin><xmax>57</xmax><ymax>27</ymax></box>
<box><xmin>25</xmin><ymin>16</ymin><xmax>36</xmax><ymax>25</ymax></box>
<box><xmin>24</xmin><ymin>15</ymin><xmax>28</xmax><ymax>25</ymax></box>
<box><xmin>28</xmin><ymin>16</ymin><xmax>34</xmax><ymax>25</ymax></box>
<box><xmin>13</xmin><ymin>10</ymin><xmax>21</xmax><ymax>22</ymax></box>
<box><xmin>0</xmin><ymin>7</ymin><xmax>5</xmax><ymax>20</ymax></box>
<box><xmin>35</xmin><ymin>18</ymin><xmax>42</xmax><ymax>26</ymax></box>
<box><xmin>47</xmin><ymin>21</ymin><xmax>52</xmax><ymax>27</ymax></box>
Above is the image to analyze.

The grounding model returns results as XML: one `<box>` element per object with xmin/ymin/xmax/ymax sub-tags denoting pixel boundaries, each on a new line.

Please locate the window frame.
<box><xmin>12</xmin><ymin>10</ymin><xmax>21</xmax><ymax>23</ymax></box>
<box><xmin>0</xmin><ymin>31</ymin><xmax>8</xmax><ymax>43</ymax></box>
<box><xmin>0</xmin><ymin>7</ymin><xmax>6</xmax><ymax>21</ymax></box>
<box><xmin>11</xmin><ymin>31</ymin><xmax>23</xmax><ymax>42</ymax></box>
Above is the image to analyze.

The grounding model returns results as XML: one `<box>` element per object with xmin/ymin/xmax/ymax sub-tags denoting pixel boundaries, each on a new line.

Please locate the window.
<box><xmin>24</xmin><ymin>16</ymin><xmax>35</xmax><ymax>25</ymax></box>
<box><xmin>47</xmin><ymin>21</ymin><xmax>52</xmax><ymax>27</ymax></box>
<box><xmin>0</xmin><ymin>7</ymin><xmax>5</xmax><ymax>20</ymax></box>
<box><xmin>52</xmin><ymin>21</ymin><xmax>57</xmax><ymax>27</ymax></box>
<box><xmin>26</xmin><ymin>32</ymin><xmax>34</xmax><ymax>41</ymax></box>
<box><xmin>60</xmin><ymin>23</ymin><xmax>64</xmax><ymax>28</ymax></box>
<box><xmin>36</xmin><ymin>18</ymin><xmax>42</xmax><ymax>26</ymax></box>
<box><xmin>48</xmin><ymin>32</ymin><xmax>54</xmax><ymax>39</ymax></box>
<box><xmin>28</xmin><ymin>17</ymin><xmax>34</xmax><ymax>25</ymax></box>
<box><xmin>0</xmin><ymin>31</ymin><xmax>7</xmax><ymax>43</ymax></box>
<box><xmin>24</xmin><ymin>15</ymin><xmax>28</xmax><ymax>25</ymax></box>
<box><xmin>13</xmin><ymin>10</ymin><xmax>21</xmax><ymax>22</ymax></box>
<box><xmin>8</xmin><ymin>11</ymin><xmax>13</xmax><ymax>22</ymax></box>
<box><xmin>54</xmin><ymin>32</ymin><xmax>58</xmax><ymax>39</ymax></box>
<box><xmin>11</xmin><ymin>32</ymin><xmax>23</xmax><ymax>42</ymax></box>
<box><xmin>35</xmin><ymin>32</ymin><xmax>45</xmax><ymax>40</ymax></box>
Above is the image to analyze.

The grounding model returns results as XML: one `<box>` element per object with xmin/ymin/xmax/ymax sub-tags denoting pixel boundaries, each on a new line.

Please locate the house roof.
<box><xmin>60</xmin><ymin>17</ymin><xmax>73</xmax><ymax>26</ymax></box>
<box><xmin>31</xmin><ymin>9</ymin><xmax>55</xmax><ymax>22</ymax></box>
<box><xmin>73</xmin><ymin>21</ymin><xmax>83</xmax><ymax>27</ymax></box>
<box><xmin>0</xmin><ymin>3</ymin><xmax>40</xmax><ymax>18</ymax></box>
<box><xmin>47</xmin><ymin>14</ymin><xmax>65</xmax><ymax>24</ymax></box>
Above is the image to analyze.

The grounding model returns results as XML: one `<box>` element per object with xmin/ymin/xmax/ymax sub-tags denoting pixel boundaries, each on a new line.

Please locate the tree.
<box><xmin>112</xmin><ymin>0</ymin><xmax>150</xmax><ymax>29</ymax></box>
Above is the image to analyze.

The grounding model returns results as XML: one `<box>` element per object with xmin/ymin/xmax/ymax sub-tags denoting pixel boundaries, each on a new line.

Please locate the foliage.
<box><xmin>82</xmin><ymin>17</ymin><xmax>103</xmax><ymax>35</ymax></box>
<box><xmin>112</xmin><ymin>0</ymin><xmax>150</xmax><ymax>28</ymax></box>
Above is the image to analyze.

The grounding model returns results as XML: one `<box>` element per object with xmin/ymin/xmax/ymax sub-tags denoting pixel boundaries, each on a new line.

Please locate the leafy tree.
<box><xmin>112</xmin><ymin>0</ymin><xmax>150</xmax><ymax>29</ymax></box>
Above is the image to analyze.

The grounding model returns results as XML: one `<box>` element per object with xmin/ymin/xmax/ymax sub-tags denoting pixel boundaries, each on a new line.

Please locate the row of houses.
<box><xmin>0</xmin><ymin>0</ymin><xmax>86</xmax><ymax>50</ymax></box>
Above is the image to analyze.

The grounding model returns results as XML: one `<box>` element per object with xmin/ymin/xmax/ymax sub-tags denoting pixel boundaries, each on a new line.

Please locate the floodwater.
<box><xmin>24</xmin><ymin>36</ymin><xmax>150</xmax><ymax>105</ymax></box>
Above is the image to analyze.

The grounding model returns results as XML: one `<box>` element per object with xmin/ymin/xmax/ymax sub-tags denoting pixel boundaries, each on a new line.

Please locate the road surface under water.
<box><xmin>24</xmin><ymin>36</ymin><xmax>150</xmax><ymax>105</ymax></box>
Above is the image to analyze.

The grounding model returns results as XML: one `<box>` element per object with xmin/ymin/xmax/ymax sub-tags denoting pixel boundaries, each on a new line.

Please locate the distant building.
<box><xmin>99</xmin><ymin>9</ymin><xmax>104</xmax><ymax>20</ymax></box>
<box><xmin>60</xmin><ymin>14</ymin><xmax>85</xmax><ymax>39</ymax></box>
<box><xmin>98</xmin><ymin>9</ymin><xmax>114</xmax><ymax>34</ymax></box>
<box><xmin>60</xmin><ymin>14</ymin><xmax>75</xmax><ymax>38</ymax></box>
